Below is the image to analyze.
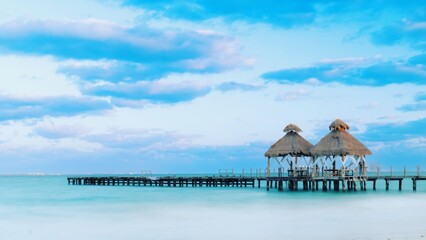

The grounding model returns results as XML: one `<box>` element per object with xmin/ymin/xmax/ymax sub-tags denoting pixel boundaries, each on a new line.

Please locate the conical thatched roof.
<box><xmin>329</xmin><ymin>119</ymin><xmax>350</xmax><ymax>131</ymax></box>
<box><xmin>284</xmin><ymin>123</ymin><xmax>302</xmax><ymax>133</ymax></box>
<box><xmin>310</xmin><ymin>119</ymin><xmax>372</xmax><ymax>157</ymax></box>
<box><xmin>265</xmin><ymin>124</ymin><xmax>313</xmax><ymax>157</ymax></box>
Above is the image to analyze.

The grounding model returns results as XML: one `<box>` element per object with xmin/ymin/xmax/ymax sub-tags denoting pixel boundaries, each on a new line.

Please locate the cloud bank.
<box><xmin>0</xmin><ymin>95</ymin><xmax>112</xmax><ymax>121</ymax></box>
<box><xmin>262</xmin><ymin>57</ymin><xmax>426</xmax><ymax>86</ymax></box>
<box><xmin>0</xmin><ymin>19</ymin><xmax>250</xmax><ymax>81</ymax></box>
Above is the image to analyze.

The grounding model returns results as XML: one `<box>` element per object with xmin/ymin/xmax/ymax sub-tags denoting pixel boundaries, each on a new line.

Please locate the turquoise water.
<box><xmin>0</xmin><ymin>175</ymin><xmax>426</xmax><ymax>240</ymax></box>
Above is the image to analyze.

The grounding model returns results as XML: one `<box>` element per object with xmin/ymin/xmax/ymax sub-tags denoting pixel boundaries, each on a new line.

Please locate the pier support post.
<box><xmin>333</xmin><ymin>180</ymin><xmax>339</xmax><ymax>191</ymax></box>
<box><xmin>373</xmin><ymin>180</ymin><xmax>376</xmax><ymax>190</ymax></box>
<box><xmin>385</xmin><ymin>179</ymin><xmax>389</xmax><ymax>191</ymax></box>
<box><xmin>398</xmin><ymin>179</ymin><xmax>402</xmax><ymax>191</ymax></box>
<box><xmin>413</xmin><ymin>178</ymin><xmax>417</xmax><ymax>191</ymax></box>
<box><xmin>278</xmin><ymin>180</ymin><xmax>283</xmax><ymax>191</ymax></box>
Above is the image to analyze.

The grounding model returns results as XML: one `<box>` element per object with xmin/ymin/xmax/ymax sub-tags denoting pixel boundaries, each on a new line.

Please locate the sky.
<box><xmin>0</xmin><ymin>0</ymin><xmax>425</xmax><ymax>174</ymax></box>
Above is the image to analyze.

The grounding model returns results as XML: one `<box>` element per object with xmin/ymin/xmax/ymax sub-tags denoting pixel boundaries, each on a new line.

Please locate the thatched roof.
<box><xmin>310</xmin><ymin>119</ymin><xmax>372</xmax><ymax>157</ymax></box>
<box><xmin>284</xmin><ymin>123</ymin><xmax>302</xmax><ymax>133</ymax></box>
<box><xmin>265</xmin><ymin>124</ymin><xmax>313</xmax><ymax>157</ymax></box>
<box><xmin>329</xmin><ymin>119</ymin><xmax>350</xmax><ymax>131</ymax></box>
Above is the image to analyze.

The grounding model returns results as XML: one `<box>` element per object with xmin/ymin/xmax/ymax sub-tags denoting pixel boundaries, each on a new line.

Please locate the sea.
<box><xmin>0</xmin><ymin>174</ymin><xmax>425</xmax><ymax>240</ymax></box>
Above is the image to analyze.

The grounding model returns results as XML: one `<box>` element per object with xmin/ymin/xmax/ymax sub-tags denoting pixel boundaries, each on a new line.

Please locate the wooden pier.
<box><xmin>67</xmin><ymin>174</ymin><xmax>426</xmax><ymax>192</ymax></box>
<box><xmin>67</xmin><ymin>176</ymin><xmax>258</xmax><ymax>188</ymax></box>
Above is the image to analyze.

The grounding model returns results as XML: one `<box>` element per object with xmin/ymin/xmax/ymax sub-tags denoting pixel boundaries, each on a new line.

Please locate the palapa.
<box><xmin>310</xmin><ymin>119</ymin><xmax>372</xmax><ymax>157</ymax></box>
<box><xmin>265</xmin><ymin>124</ymin><xmax>313</xmax><ymax>157</ymax></box>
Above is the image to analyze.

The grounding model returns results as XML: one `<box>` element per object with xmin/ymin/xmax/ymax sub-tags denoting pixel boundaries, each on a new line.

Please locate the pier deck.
<box><xmin>67</xmin><ymin>175</ymin><xmax>426</xmax><ymax>192</ymax></box>
<box><xmin>68</xmin><ymin>176</ymin><xmax>257</xmax><ymax>188</ymax></box>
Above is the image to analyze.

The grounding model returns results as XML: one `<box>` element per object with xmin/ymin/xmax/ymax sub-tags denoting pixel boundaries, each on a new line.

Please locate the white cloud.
<box><xmin>0</xmin><ymin>121</ymin><xmax>101</xmax><ymax>152</ymax></box>
<box><xmin>0</xmin><ymin>0</ymin><xmax>142</xmax><ymax>25</ymax></box>
<box><xmin>0</xmin><ymin>55</ymin><xmax>79</xmax><ymax>96</ymax></box>
<box><xmin>303</xmin><ymin>78</ymin><xmax>321</xmax><ymax>85</ymax></box>
<box><xmin>359</xmin><ymin>101</ymin><xmax>380</xmax><ymax>109</ymax></box>
<box><xmin>275</xmin><ymin>88</ymin><xmax>309</xmax><ymax>101</ymax></box>
<box><xmin>34</xmin><ymin>123</ymin><xmax>90</xmax><ymax>139</ymax></box>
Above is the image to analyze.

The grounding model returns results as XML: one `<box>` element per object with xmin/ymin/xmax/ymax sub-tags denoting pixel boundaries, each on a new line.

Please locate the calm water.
<box><xmin>0</xmin><ymin>175</ymin><xmax>425</xmax><ymax>240</ymax></box>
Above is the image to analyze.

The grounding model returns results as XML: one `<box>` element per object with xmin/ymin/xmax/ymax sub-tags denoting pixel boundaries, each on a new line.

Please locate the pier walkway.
<box><xmin>67</xmin><ymin>175</ymin><xmax>426</xmax><ymax>192</ymax></box>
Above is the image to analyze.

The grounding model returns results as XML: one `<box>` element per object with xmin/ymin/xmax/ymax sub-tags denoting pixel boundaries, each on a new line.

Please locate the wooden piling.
<box><xmin>413</xmin><ymin>178</ymin><xmax>417</xmax><ymax>191</ymax></box>
<box><xmin>333</xmin><ymin>180</ymin><xmax>339</xmax><ymax>191</ymax></box>
<box><xmin>266</xmin><ymin>179</ymin><xmax>270</xmax><ymax>191</ymax></box>
<box><xmin>278</xmin><ymin>180</ymin><xmax>283</xmax><ymax>191</ymax></box>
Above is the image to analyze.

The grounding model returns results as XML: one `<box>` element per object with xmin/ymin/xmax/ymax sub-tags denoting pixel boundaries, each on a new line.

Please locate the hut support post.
<box><xmin>361</xmin><ymin>156</ymin><xmax>367</xmax><ymax>177</ymax></box>
<box><xmin>332</xmin><ymin>160</ymin><xmax>336</xmax><ymax>176</ymax></box>
<box><xmin>295</xmin><ymin>156</ymin><xmax>298</xmax><ymax>169</ymax></box>
<box><xmin>266</xmin><ymin>157</ymin><xmax>270</xmax><ymax>191</ymax></box>
<box><xmin>267</xmin><ymin>157</ymin><xmax>271</xmax><ymax>178</ymax></box>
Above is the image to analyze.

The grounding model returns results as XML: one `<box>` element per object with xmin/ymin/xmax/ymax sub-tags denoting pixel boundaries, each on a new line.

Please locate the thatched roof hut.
<box><xmin>310</xmin><ymin>119</ymin><xmax>372</xmax><ymax>157</ymax></box>
<box><xmin>265</xmin><ymin>124</ymin><xmax>313</xmax><ymax>157</ymax></box>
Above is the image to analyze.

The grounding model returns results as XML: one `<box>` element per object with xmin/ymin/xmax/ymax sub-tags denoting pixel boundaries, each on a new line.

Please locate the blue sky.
<box><xmin>0</xmin><ymin>0</ymin><xmax>425</xmax><ymax>174</ymax></box>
